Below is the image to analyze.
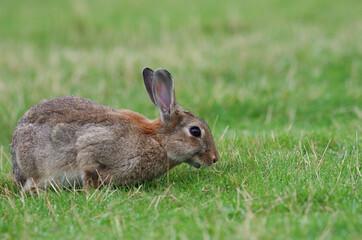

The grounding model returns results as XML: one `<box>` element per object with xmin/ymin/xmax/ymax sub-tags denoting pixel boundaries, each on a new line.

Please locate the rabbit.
<box><xmin>10</xmin><ymin>67</ymin><xmax>219</xmax><ymax>192</ymax></box>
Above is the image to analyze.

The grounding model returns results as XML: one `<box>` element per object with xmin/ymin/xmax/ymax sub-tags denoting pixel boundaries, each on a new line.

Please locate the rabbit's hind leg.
<box><xmin>22</xmin><ymin>177</ymin><xmax>44</xmax><ymax>194</ymax></box>
<box><xmin>12</xmin><ymin>152</ymin><xmax>27</xmax><ymax>188</ymax></box>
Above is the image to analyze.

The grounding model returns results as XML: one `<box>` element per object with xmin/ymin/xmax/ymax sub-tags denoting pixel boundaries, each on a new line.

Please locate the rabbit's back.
<box><xmin>18</xmin><ymin>96</ymin><xmax>121</xmax><ymax>126</ymax></box>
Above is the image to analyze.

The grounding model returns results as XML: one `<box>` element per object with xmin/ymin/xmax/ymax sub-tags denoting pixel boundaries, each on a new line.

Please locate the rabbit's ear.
<box><xmin>152</xmin><ymin>68</ymin><xmax>176</xmax><ymax>123</ymax></box>
<box><xmin>142</xmin><ymin>67</ymin><xmax>156</xmax><ymax>106</ymax></box>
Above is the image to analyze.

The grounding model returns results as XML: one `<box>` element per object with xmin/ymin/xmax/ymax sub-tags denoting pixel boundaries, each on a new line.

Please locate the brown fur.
<box><xmin>118</xmin><ymin>110</ymin><xmax>162</xmax><ymax>135</ymax></box>
<box><xmin>11</xmin><ymin>68</ymin><xmax>219</xmax><ymax>192</ymax></box>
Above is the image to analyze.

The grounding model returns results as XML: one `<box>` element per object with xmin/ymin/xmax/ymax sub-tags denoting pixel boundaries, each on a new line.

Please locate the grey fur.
<box><xmin>10</xmin><ymin>68</ymin><xmax>219</xmax><ymax>191</ymax></box>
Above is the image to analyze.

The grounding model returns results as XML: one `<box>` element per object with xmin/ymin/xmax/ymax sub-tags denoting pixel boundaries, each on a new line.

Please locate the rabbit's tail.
<box><xmin>11</xmin><ymin>150</ymin><xmax>26</xmax><ymax>188</ymax></box>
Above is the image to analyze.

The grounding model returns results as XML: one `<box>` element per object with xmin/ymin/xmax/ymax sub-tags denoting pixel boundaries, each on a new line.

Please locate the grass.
<box><xmin>0</xmin><ymin>0</ymin><xmax>361</xmax><ymax>239</ymax></box>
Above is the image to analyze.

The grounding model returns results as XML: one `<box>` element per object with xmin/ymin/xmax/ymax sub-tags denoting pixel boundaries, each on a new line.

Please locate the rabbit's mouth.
<box><xmin>185</xmin><ymin>159</ymin><xmax>201</xmax><ymax>168</ymax></box>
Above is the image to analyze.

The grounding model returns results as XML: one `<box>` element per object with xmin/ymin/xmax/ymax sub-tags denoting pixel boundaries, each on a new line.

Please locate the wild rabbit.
<box><xmin>11</xmin><ymin>68</ymin><xmax>219</xmax><ymax>192</ymax></box>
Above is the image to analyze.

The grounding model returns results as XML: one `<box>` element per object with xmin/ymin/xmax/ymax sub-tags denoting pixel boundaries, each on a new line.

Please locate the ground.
<box><xmin>0</xmin><ymin>0</ymin><xmax>361</xmax><ymax>239</ymax></box>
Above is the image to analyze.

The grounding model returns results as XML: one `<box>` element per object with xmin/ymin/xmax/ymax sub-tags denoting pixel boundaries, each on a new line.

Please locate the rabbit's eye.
<box><xmin>189</xmin><ymin>126</ymin><xmax>201</xmax><ymax>138</ymax></box>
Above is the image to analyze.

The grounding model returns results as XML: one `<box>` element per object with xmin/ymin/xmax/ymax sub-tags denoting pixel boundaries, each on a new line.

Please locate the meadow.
<box><xmin>0</xmin><ymin>0</ymin><xmax>361</xmax><ymax>239</ymax></box>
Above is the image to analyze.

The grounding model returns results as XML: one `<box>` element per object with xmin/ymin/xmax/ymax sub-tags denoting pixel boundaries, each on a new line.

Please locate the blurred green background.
<box><xmin>0</xmin><ymin>0</ymin><xmax>361</xmax><ymax>239</ymax></box>
<box><xmin>1</xmin><ymin>0</ymin><xmax>360</xmax><ymax>145</ymax></box>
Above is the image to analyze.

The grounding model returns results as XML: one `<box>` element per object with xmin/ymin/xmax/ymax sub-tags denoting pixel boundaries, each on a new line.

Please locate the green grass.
<box><xmin>0</xmin><ymin>0</ymin><xmax>361</xmax><ymax>239</ymax></box>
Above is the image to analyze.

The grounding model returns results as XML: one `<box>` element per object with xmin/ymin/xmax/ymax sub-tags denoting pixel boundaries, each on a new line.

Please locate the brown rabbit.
<box><xmin>10</xmin><ymin>68</ymin><xmax>219</xmax><ymax>191</ymax></box>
